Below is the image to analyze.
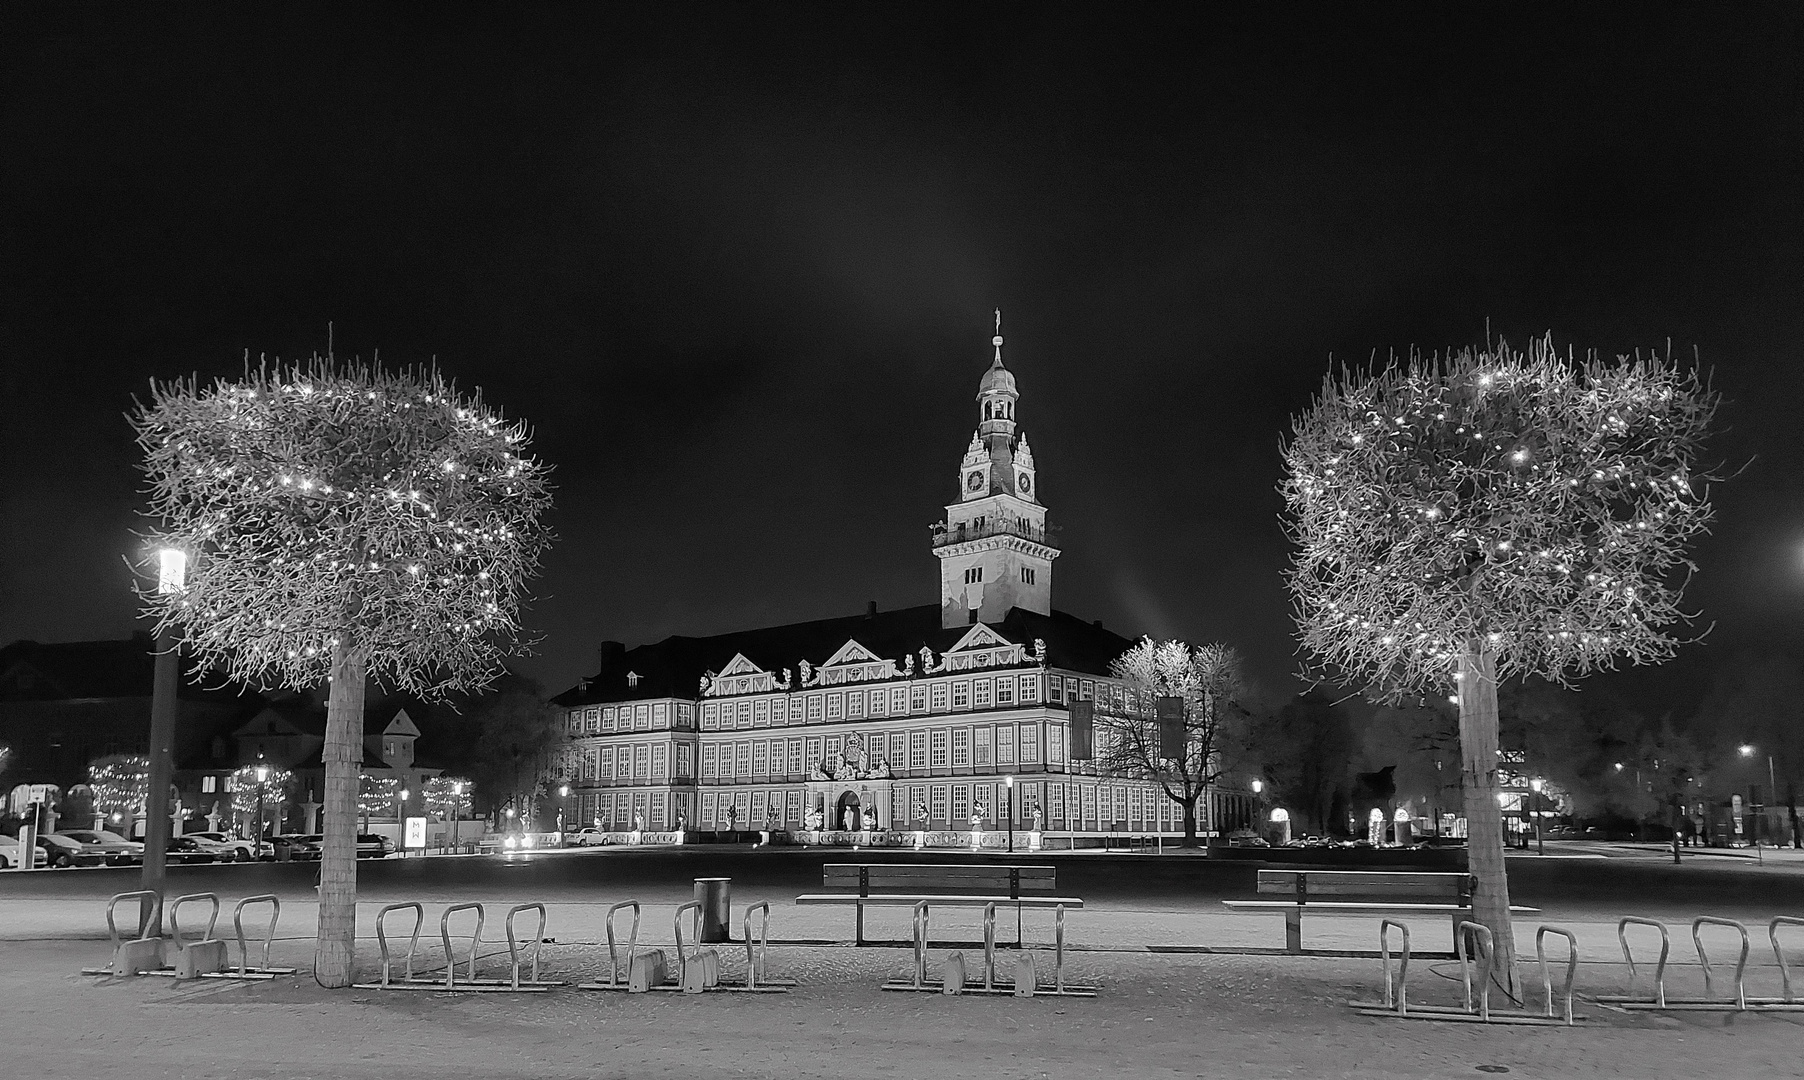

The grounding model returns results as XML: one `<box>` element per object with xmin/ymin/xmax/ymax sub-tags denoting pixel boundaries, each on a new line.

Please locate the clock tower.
<box><xmin>934</xmin><ymin>313</ymin><xmax>1060</xmax><ymax>627</ymax></box>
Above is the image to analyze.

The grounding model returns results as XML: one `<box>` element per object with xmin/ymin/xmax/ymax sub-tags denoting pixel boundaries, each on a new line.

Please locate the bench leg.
<box><xmin>1285</xmin><ymin>908</ymin><xmax>1302</xmax><ymax>954</ymax></box>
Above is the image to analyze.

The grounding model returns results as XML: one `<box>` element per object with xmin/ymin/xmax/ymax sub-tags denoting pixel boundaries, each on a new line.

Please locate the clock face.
<box><xmin>966</xmin><ymin>471</ymin><xmax>984</xmax><ymax>491</ymax></box>
<box><xmin>1017</xmin><ymin>472</ymin><xmax>1031</xmax><ymax>494</ymax></box>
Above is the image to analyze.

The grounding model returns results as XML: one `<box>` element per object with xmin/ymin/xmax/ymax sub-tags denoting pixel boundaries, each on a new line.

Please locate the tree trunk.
<box><xmin>314</xmin><ymin>640</ymin><xmax>366</xmax><ymax>988</ymax></box>
<box><xmin>1456</xmin><ymin>643</ymin><xmax>1517</xmax><ymax>996</ymax></box>
<box><xmin>1181</xmin><ymin>796</ymin><xmax>1199</xmax><ymax>847</ymax></box>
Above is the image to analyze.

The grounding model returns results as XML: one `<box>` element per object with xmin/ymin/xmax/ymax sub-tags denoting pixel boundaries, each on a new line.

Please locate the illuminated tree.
<box><xmin>134</xmin><ymin>358</ymin><xmax>553</xmax><ymax>987</ymax></box>
<box><xmin>230</xmin><ymin>764</ymin><xmax>295</xmax><ymax>834</ymax></box>
<box><xmin>423</xmin><ymin>775</ymin><xmax>473</xmax><ymax>819</ymax></box>
<box><xmin>356</xmin><ymin>774</ymin><xmax>401</xmax><ymax>827</ymax></box>
<box><xmin>1099</xmin><ymin>638</ymin><xmax>1251</xmax><ymax>846</ymax></box>
<box><xmin>1282</xmin><ymin>335</ymin><xmax>1717</xmax><ymax>990</ymax></box>
<box><xmin>88</xmin><ymin>754</ymin><xmax>151</xmax><ymax>824</ymax></box>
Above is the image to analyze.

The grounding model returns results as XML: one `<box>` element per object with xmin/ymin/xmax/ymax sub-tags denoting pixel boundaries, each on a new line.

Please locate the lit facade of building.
<box><xmin>552</xmin><ymin>324</ymin><xmax>1254</xmax><ymax>842</ymax></box>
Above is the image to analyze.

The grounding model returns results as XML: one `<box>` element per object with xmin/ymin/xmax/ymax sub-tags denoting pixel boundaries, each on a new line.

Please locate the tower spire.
<box><xmin>993</xmin><ymin>308</ymin><xmax>1004</xmax><ymax>363</ymax></box>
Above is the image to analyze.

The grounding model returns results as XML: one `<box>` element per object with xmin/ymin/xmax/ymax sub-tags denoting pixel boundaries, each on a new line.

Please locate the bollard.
<box><xmin>694</xmin><ymin>878</ymin><xmax>732</xmax><ymax>944</ymax></box>
<box><xmin>1012</xmin><ymin>952</ymin><xmax>1038</xmax><ymax>997</ymax></box>
<box><xmin>941</xmin><ymin>952</ymin><xmax>967</xmax><ymax>995</ymax></box>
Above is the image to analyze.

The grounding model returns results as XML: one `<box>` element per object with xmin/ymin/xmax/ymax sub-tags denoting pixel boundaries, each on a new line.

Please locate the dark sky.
<box><xmin>3</xmin><ymin>4</ymin><xmax>1800</xmax><ymax>716</ymax></box>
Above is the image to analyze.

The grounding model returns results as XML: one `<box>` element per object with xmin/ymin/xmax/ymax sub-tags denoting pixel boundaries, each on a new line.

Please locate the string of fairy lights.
<box><xmin>1282</xmin><ymin>336</ymin><xmax>1717</xmax><ymax>698</ymax></box>
<box><xmin>133</xmin><ymin>359</ymin><xmax>553</xmax><ymax>698</ymax></box>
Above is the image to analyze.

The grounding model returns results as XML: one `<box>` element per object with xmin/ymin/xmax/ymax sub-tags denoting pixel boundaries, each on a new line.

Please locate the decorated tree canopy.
<box><xmin>229</xmin><ymin>763</ymin><xmax>295</xmax><ymax>817</ymax></box>
<box><xmin>1282</xmin><ymin>335</ymin><xmax>1717</xmax><ymax>696</ymax></box>
<box><xmin>132</xmin><ymin>358</ymin><xmax>553</xmax><ymax>697</ymax></box>
<box><xmin>357</xmin><ymin>774</ymin><xmax>402</xmax><ymax>819</ymax></box>
<box><xmin>132</xmin><ymin>355</ymin><xmax>554</xmax><ymax>988</ymax></box>
<box><xmin>1281</xmin><ymin>333</ymin><xmax>1719</xmax><ymax>994</ymax></box>
<box><xmin>88</xmin><ymin>754</ymin><xmax>152</xmax><ymax>818</ymax></box>
<box><xmin>423</xmin><ymin>775</ymin><xmax>473</xmax><ymax>818</ymax></box>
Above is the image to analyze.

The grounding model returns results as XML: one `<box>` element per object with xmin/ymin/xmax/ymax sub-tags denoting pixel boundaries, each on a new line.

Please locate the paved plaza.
<box><xmin>3</xmin><ymin>846</ymin><xmax>1801</xmax><ymax>1079</ymax></box>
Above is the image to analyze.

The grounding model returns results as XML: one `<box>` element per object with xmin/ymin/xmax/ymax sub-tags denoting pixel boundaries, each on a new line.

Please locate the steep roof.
<box><xmin>553</xmin><ymin>604</ymin><xmax>1138</xmax><ymax>707</ymax></box>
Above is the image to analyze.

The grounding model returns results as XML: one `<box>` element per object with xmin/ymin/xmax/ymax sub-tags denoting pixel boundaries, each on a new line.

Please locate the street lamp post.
<box><xmin>254</xmin><ymin>761</ymin><xmax>270</xmax><ymax>859</ymax></box>
<box><xmin>140</xmin><ymin>547</ymin><xmax>186</xmax><ymax>935</ymax></box>
<box><xmin>558</xmin><ymin>784</ymin><xmax>569</xmax><ymax>835</ymax></box>
<box><xmin>1529</xmin><ymin>777</ymin><xmax>1545</xmax><ymax>856</ymax></box>
<box><xmin>1005</xmin><ymin>775</ymin><xmax>1015</xmax><ymax>854</ymax></box>
<box><xmin>398</xmin><ymin>787</ymin><xmax>410</xmax><ymax>855</ymax></box>
<box><xmin>450</xmin><ymin>782</ymin><xmax>464</xmax><ymax>853</ymax></box>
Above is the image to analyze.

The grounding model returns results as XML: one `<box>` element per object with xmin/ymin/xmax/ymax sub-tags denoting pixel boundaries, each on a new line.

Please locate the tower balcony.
<box><xmin>931</xmin><ymin>518</ymin><xmax>1061</xmax><ymax>549</ymax></box>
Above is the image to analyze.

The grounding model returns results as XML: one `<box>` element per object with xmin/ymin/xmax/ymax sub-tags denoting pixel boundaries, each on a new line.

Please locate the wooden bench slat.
<box><xmin>1223</xmin><ymin>900</ymin><xmax>1540</xmax><ymax>914</ymax></box>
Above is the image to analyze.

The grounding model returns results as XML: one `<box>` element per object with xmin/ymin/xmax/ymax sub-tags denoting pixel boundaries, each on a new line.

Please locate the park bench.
<box><xmin>1221</xmin><ymin>869</ymin><xmax>1538</xmax><ymax>955</ymax></box>
<box><xmin>794</xmin><ymin>863</ymin><xmax>1082</xmax><ymax>947</ymax></box>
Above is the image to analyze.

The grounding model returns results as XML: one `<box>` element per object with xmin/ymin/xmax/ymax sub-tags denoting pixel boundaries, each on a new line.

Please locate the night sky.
<box><xmin>3</xmin><ymin>5</ymin><xmax>1800</xmax><ymax>716</ymax></box>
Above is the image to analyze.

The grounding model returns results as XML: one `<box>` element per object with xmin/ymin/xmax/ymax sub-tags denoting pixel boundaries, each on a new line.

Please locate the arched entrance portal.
<box><xmin>835</xmin><ymin>790</ymin><xmax>863</xmax><ymax>832</ymax></box>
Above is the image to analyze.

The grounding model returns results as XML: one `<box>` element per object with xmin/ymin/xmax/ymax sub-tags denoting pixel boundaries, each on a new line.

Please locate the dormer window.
<box><xmin>626</xmin><ymin>671</ymin><xmax>640</xmax><ymax>688</ymax></box>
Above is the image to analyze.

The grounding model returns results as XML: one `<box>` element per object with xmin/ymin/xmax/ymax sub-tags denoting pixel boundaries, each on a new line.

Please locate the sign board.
<box><xmin>1156</xmin><ymin>696</ymin><xmax>1185</xmax><ymax>758</ymax></box>
<box><xmin>404</xmin><ymin>816</ymin><xmax>427</xmax><ymax>849</ymax></box>
<box><xmin>1068</xmin><ymin>700</ymin><xmax>1093</xmax><ymax>760</ymax></box>
<box><xmin>1731</xmin><ymin>794</ymin><xmax>1743</xmax><ymax>834</ymax></box>
<box><xmin>28</xmin><ymin>784</ymin><xmax>53</xmax><ymax>804</ymax></box>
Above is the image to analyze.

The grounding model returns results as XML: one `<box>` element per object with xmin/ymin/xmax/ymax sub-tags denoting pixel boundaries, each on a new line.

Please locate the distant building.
<box><xmin>552</xmin><ymin>322</ymin><xmax>1256</xmax><ymax>841</ymax></box>
<box><xmin>0</xmin><ymin>634</ymin><xmax>258</xmax><ymax>820</ymax></box>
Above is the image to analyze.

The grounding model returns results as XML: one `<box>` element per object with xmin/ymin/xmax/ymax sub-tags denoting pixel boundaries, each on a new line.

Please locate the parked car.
<box><xmin>38</xmin><ymin>832</ymin><xmax>109</xmax><ymax>868</ymax></box>
<box><xmin>56</xmin><ymin>829</ymin><xmax>146</xmax><ymax>866</ymax></box>
<box><xmin>185</xmin><ymin>831</ymin><xmax>264</xmax><ymax>861</ymax></box>
<box><xmin>164</xmin><ymin>836</ymin><xmax>218</xmax><ymax>865</ymax></box>
<box><xmin>567</xmin><ymin>827</ymin><xmax>607</xmax><ymax>847</ymax></box>
<box><xmin>0</xmin><ymin>834</ymin><xmax>47</xmax><ymax>869</ymax></box>
<box><xmin>356</xmin><ymin>833</ymin><xmax>397</xmax><ymax>859</ymax></box>
<box><xmin>270</xmin><ymin>834</ymin><xmax>322</xmax><ymax>861</ymax></box>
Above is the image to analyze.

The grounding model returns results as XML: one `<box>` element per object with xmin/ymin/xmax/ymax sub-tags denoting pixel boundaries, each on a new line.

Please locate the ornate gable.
<box><xmin>941</xmin><ymin>623</ymin><xmax>1027</xmax><ymax>672</ymax></box>
<box><xmin>701</xmin><ymin>653</ymin><xmax>789</xmax><ymax>697</ymax></box>
<box><xmin>806</xmin><ymin>639</ymin><xmax>899</xmax><ymax>686</ymax></box>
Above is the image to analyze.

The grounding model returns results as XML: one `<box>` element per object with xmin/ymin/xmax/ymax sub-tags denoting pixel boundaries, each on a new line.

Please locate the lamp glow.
<box><xmin>157</xmin><ymin>548</ymin><xmax>188</xmax><ymax>594</ymax></box>
<box><xmin>1250</xmin><ymin>779</ymin><xmax>1263</xmax><ymax>794</ymax></box>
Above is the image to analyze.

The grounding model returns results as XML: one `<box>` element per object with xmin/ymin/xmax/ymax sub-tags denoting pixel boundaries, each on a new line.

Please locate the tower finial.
<box><xmin>992</xmin><ymin>308</ymin><xmax>1004</xmax><ymax>363</ymax></box>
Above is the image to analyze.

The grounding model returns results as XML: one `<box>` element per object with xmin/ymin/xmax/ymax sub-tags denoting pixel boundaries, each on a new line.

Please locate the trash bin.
<box><xmin>274</xmin><ymin>843</ymin><xmax>291</xmax><ymax>862</ymax></box>
<box><xmin>694</xmin><ymin>877</ymin><xmax>731</xmax><ymax>943</ymax></box>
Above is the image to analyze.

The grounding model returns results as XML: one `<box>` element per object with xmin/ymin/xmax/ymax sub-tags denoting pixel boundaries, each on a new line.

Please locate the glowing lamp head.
<box><xmin>505</xmin><ymin>807</ymin><xmax>515</xmax><ymax>818</ymax></box>
<box><xmin>1614</xmin><ymin>762</ymin><xmax>1625</xmax><ymax>771</ymax></box>
<box><xmin>452</xmin><ymin>782</ymin><xmax>463</xmax><ymax>795</ymax></box>
<box><xmin>1250</xmin><ymin>779</ymin><xmax>1263</xmax><ymax>794</ymax></box>
<box><xmin>111</xmin><ymin>812</ymin><xmax>123</xmax><ymax>823</ymax></box>
<box><xmin>254</xmin><ymin>764</ymin><xmax>269</xmax><ymax>783</ymax></box>
<box><xmin>559</xmin><ymin>785</ymin><xmax>569</xmax><ymax>797</ymax></box>
<box><xmin>1740</xmin><ymin>744</ymin><xmax>1756</xmax><ymax>758</ymax></box>
<box><xmin>400</xmin><ymin>788</ymin><xmax>410</xmax><ymax>801</ymax></box>
<box><xmin>1005</xmin><ymin>775</ymin><xmax>1015</xmax><ymax>789</ymax></box>
<box><xmin>1530</xmin><ymin>778</ymin><xmax>1543</xmax><ymax>792</ymax></box>
<box><xmin>156</xmin><ymin>547</ymin><xmax>188</xmax><ymax>594</ymax></box>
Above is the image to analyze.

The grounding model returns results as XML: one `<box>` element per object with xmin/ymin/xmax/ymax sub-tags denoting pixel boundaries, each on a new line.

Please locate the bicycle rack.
<box><xmin>1458</xmin><ymin>921</ymin><xmax>1493</xmax><ymax>1021</ymax></box>
<box><xmin>1772</xmin><ymin>917</ymin><xmax>1803</xmax><ymax>1005</ymax></box>
<box><xmin>883</xmin><ymin>900</ymin><xmax>1097</xmax><ymax>997</ymax></box>
<box><xmin>353</xmin><ymin>903</ymin><xmax>428</xmax><ymax>989</ymax></box>
<box><xmin>199</xmin><ymin>895</ymin><xmax>296</xmax><ymax>980</ymax></box>
<box><xmin>713</xmin><ymin>901</ymin><xmax>792</xmax><ymax>992</ymax></box>
<box><xmin>882</xmin><ymin>901</ymin><xmax>935</xmax><ymax>991</ymax></box>
<box><xmin>82</xmin><ymin>891</ymin><xmax>168</xmax><ymax>976</ymax></box>
<box><xmin>167</xmin><ymin>893</ymin><xmax>228</xmax><ymax>979</ymax></box>
<box><xmin>1692</xmin><ymin>916</ymin><xmax>1749</xmax><ymax>1010</ymax></box>
<box><xmin>502</xmin><ymin>903</ymin><xmax>563</xmax><ymax>989</ymax></box>
<box><xmin>1536</xmin><ymin>926</ymin><xmax>1578</xmax><ymax>1025</ymax></box>
<box><xmin>1353</xmin><ymin>920</ymin><xmax>1580</xmax><ymax>1025</ymax></box>
<box><xmin>1598</xmin><ymin>917</ymin><xmax>1670</xmax><ymax>1007</ymax></box>
<box><xmin>1379</xmin><ymin>919</ymin><xmax>1411</xmax><ymax>1015</ymax></box>
<box><xmin>576</xmin><ymin>900</ymin><xmax>641</xmax><ymax>991</ymax></box>
<box><xmin>673</xmin><ymin>900</ymin><xmax>721</xmax><ymax>993</ymax></box>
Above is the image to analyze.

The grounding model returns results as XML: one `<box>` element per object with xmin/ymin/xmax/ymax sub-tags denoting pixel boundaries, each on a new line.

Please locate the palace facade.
<box><xmin>551</xmin><ymin>323</ymin><xmax>1254</xmax><ymax>843</ymax></box>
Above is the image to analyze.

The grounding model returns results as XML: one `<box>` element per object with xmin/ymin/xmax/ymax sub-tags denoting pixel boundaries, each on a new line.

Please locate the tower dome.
<box><xmin>976</xmin><ymin>353</ymin><xmax>1017</xmax><ymax>398</ymax></box>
